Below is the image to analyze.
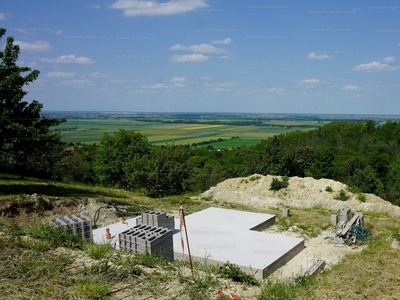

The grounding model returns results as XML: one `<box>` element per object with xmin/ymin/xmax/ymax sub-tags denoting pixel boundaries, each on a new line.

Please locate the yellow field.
<box><xmin>183</xmin><ymin>125</ymin><xmax>226</xmax><ymax>130</ymax></box>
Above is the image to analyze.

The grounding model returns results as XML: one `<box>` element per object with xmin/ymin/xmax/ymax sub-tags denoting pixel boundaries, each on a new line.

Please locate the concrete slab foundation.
<box><xmin>173</xmin><ymin>207</ymin><xmax>304</xmax><ymax>279</ymax></box>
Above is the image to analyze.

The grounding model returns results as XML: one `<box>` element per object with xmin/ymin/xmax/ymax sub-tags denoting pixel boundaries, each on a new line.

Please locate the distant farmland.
<box><xmin>57</xmin><ymin>118</ymin><xmax>321</xmax><ymax>147</ymax></box>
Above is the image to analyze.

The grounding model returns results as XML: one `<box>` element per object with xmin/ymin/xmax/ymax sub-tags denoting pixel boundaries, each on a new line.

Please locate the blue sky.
<box><xmin>1</xmin><ymin>1</ymin><xmax>399</xmax><ymax>114</ymax></box>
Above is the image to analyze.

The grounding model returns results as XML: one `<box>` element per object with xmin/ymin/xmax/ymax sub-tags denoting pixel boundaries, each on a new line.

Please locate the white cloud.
<box><xmin>88</xmin><ymin>72</ymin><xmax>109</xmax><ymax>78</ymax></box>
<box><xmin>0</xmin><ymin>13</ymin><xmax>9</xmax><ymax>20</ymax></box>
<box><xmin>50</xmin><ymin>30</ymin><xmax>63</xmax><ymax>35</ymax></box>
<box><xmin>353</xmin><ymin>61</ymin><xmax>398</xmax><ymax>71</ymax></box>
<box><xmin>110</xmin><ymin>0</ymin><xmax>208</xmax><ymax>17</ymax></box>
<box><xmin>383</xmin><ymin>56</ymin><xmax>395</xmax><ymax>63</ymax></box>
<box><xmin>342</xmin><ymin>85</ymin><xmax>360</xmax><ymax>90</ymax></box>
<box><xmin>211</xmin><ymin>38</ymin><xmax>232</xmax><ymax>45</ymax></box>
<box><xmin>301</xmin><ymin>78</ymin><xmax>320</xmax><ymax>83</ymax></box>
<box><xmin>218</xmin><ymin>82</ymin><xmax>239</xmax><ymax>87</ymax></box>
<box><xmin>85</xmin><ymin>4</ymin><xmax>101</xmax><ymax>9</ymax></box>
<box><xmin>145</xmin><ymin>83</ymin><xmax>169</xmax><ymax>89</ymax></box>
<box><xmin>170</xmin><ymin>53</ymin><xmax>208</xmax><ymax>63</ymax></box>
<box><xmin>255</xmin><ymin>88</ymin><xmax>286</xmax><ymax>94</ymax></box>
<box><xmin>40</xmin><ymin>55</ymin><xmax>96</xmax><ymax>65</ymax></box>
<box><xmin>170</xmin><ymin>43</ymin><xmax>225</xmax><ymax>54</ymax></box>
<box><xmin>15</xmin><ymin>40</ymin><xmax>52</xmax><ymax>52</ymax></box>
<box><xmin>46</xmin><ymin>72</ymin><xmax>75</xmax><ymax>78</ymax></box>
<box><xmin>210</xmin><ymin>88</ymin><xmax>230</xmax><ymax>92</ymax></box>
<box><xmin>171</xmin><ymin>77</ymin><xmax>188</xmax><ymax>83</ymax></box>
<box><xmin>267</xmin><ymin>88</ymin><xmax>286</xmax><ymax>94</ymax></box>
<box><xmin>57</xmin><ymin>79</ymin><xmax>95</xmax><ymax>88</ymax></box>
<box><xmin>307</xmin><ymin>52</ymin><xmax>332</xmax><ymax>60</ymax></box>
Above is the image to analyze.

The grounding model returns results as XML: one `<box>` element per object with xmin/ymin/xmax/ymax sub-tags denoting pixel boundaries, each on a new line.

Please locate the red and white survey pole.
<box><xmin>179</xmin><ymin>204</ymin><xmax>194</xmax><ymax>278</ymax></box>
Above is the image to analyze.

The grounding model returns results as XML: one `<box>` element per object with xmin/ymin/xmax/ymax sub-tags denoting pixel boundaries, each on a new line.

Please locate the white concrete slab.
<box><xmin>92</xmin><ymin>217</ymin><xmax>138</xmax><ymax>247</ymax></box>
<box><xmin>173</xmin><ymin>207</ymin><xmax>304</xmax><ymax>278</ymax></box>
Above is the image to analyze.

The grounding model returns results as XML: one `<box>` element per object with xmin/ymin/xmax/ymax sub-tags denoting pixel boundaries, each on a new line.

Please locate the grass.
<box><xmin>86</xmin><ymin>243</ymin><xmax>113</xmax><ymax>260</ymax></box>
<box><xmin>271</xmin><ymin>205</ymin><xmax>334</xmax><ymax>238</ymax></box>
<box><xmin>218</xmin><ymin>262</ymin><xmax>260</xmax><ymax>286</ymax></box>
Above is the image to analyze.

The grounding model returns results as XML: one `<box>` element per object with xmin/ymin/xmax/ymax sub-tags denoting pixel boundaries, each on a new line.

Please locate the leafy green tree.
<box><xmin>133</xmin><ymin>144</ymin><xmax>191</xmax><ymax>197</ymax></box>
<box><xmin>55</xmin><ymin>144</ymin><xmax>97</xmax><ymax>183</ymax></box>
<box><xmin>350</xmin><ymin>166</ymin><xmax>385</xmax><ymax>198</ymax></box>
<box><xmin>94</xmin><ymin>129</ymin><xmax>150</xmax><ymax>188</ymax></box>
<box><xmin>385</xmin><ymin>159</ymin><xmax>400</xmax><ymax>205</ymax></box>
<box><xmin>0</xmin><ymin>28</ymin><xmax>65</xmax><ymax>176</ymax></box>
<box><xmin>261</xmin><ymin>136</ymin><xmax>285</xmax><ymax>175</ymax></box>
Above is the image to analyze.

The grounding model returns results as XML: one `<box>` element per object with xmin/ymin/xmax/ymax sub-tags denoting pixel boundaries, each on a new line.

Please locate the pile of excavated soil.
<box><xmin>0</xmin><ymin>195</ymin><xmax>121</xmax><ymax>227</ymax></box>
<box><xmin>201</xmin><ymin>175</ymin><xmax>400</xmax><ymax>217</ymax></box>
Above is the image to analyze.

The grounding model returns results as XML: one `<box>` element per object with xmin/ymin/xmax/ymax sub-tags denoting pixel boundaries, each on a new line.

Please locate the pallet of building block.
<box><xmin>69</xmin><ymin>215</ymin><xmax>92</xmax><ymax>240</ymax></box>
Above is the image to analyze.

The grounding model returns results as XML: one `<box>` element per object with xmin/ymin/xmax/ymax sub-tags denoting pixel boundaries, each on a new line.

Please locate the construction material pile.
<box><xmin>330</xmin><ymin>209</ymin><xmax>371</xmax><ymax>246</ymax></box>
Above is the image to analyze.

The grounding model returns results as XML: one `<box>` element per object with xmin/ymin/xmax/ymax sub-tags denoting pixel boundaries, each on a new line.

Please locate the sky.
<box><xmin>1</xmin><ymin>1</ymin><xmax>399</xmax><ymax>114</ymax></box>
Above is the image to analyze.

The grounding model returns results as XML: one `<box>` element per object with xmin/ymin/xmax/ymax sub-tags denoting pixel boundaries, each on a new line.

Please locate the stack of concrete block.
<box><xmin>340</xmin><ymin>208</ymin><xmax>351</xmax><ymax>222</ymax></box>
<box><xmin>119</xmin><ymin>224</ymin><xmax>173</xmax><ymax>260</ymax></box>
<box><xmin>136</xmin><ymin>210</ymin><xmax>175</xmax><ymax>230</ymax></box>
<box><xmin>49</xmin><ymin>214</ymin><xmax>92</xmax><ymax>241</ymax></box>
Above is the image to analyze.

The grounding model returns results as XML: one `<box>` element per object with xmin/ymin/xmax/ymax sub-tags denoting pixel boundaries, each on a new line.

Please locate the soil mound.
<box><xmin>201</xmin><ymin>175</ymin><xmax>400</xmax><ymax>217</ymax></box>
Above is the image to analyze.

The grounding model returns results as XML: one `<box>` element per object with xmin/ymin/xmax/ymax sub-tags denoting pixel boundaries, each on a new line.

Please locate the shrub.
<box><xmin>325</xmin><ymin>186</ymin><xmax>333</xmax><ymax>192</ymax></box>
<box><xmin>334</xmin><ymin>190</ymin><xmax>350</xmax><ymax>201</ymax></box>
<box><xmin>269</xmin><ymin>176</ymin><xmax>289</xmax><ymax>191</ymax></box>
<box><xmin>357</xmin><ymin>193</ymin><xmax>366</xmax><ymax>202</ymax></box>
<box><xmin>250</xmin><ymin>175</ymin><xmax>261</xmax><ymax>181</ymax></box>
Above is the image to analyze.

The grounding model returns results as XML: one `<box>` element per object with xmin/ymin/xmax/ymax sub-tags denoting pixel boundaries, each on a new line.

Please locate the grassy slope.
<box><xmin>1</xmin><ymin>175</ymin><xmax>400</xmax><ymax>299</ymax></box>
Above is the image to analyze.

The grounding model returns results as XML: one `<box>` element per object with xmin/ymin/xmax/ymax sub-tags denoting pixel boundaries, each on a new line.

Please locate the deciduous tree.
<box><xmin>0</xmin><ymin>28</ymin><xmax>65</xmax><ymax>176</ymax></box>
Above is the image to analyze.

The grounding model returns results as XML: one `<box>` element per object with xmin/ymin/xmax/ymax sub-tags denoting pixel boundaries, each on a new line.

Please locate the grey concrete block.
<box><xmin>336</xmin><ymin>220</ymin><xmax>346</xmax><ymax>231</ymax></box>
<box><xmin>282</xmin><ymin>208</ymin><xmax>290</xmax><ymax>217</ymax></box>
<box><xmin>340</xmin><ymin>208</ymin><xmax>351</xmax><ymax>222</ymax></box>
<box><xmin>334</xmin><ymin>236</ymin><xmax>344</xmax><ymax>244</ymax></box>
<box><xmin>49</xmin><ymin>214</ymin><xmax>92</xmax><ymax>241</ymax></box>
<box><xmin>330</xmin><ymin>214</ymin><xmax>338</xmax><ymax>226</ymax></box>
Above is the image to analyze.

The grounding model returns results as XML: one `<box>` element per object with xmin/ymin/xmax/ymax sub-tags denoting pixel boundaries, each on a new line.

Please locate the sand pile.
<box><xmin>201</xmin><ymin>175</ymin><xmax>400</xmax><ymax>217</ymax></box>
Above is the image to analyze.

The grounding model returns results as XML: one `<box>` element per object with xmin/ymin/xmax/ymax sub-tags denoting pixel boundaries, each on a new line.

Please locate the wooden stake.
<box><xmin>180</xmin><ymin>205</ymin><xmax>194</xmax><ymax>278</ymax></box>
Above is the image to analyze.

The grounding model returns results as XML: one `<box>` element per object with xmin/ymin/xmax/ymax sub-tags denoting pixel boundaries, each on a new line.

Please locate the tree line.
<box><xmin>1</xmin><ymin>27</ymin><xmax>400</xmax><ymax>205</ymax></box>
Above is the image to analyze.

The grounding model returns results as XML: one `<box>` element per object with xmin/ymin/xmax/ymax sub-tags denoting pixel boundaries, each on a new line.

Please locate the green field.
<box><xmin>57</xmin><ymin>118</ymin><xmax>319</xmax><ymax>146</ymax></box>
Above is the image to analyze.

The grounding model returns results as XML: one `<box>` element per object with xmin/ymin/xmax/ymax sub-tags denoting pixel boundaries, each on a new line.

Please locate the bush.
<box><xmin>270</xmin><ymin>176</ymin><xmax>289</xmax><ymax>191</ymax></box>
<box><xmin>357</xmin><ymin>193</ymin><xmax>366</xmax><ymax>202</ymax></box>
<box><xmin>325</xmin><ymin>186</ymin><xmax>333</xmax><ymax>192</ymax></box>
<box><xmin>250</xmin><ymin>175</ymin><xmax>261</xmax><ymax>181</ymax></box>
<box><xmin>334</xmin><ymin>189</ymin><xmax>350</xmax><ymax>201</ymax></box>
